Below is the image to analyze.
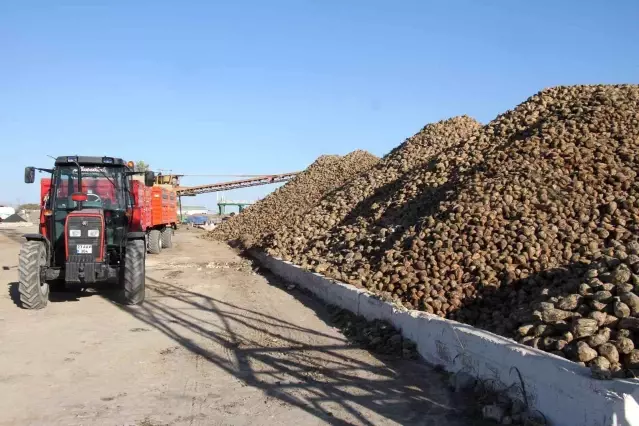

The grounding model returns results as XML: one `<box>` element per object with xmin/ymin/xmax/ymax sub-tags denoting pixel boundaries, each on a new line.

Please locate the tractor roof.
<box><xmin>55</xmin><ymin>156</ymin><xmax>127</xmax><ymax>166</ymax></box>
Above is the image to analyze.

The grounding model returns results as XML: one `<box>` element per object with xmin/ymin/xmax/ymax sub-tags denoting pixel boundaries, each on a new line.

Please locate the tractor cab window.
<box><xmin>53</xmin><ymin>165</ymin><xmax>128</xmax><ymax>211</ymax></box>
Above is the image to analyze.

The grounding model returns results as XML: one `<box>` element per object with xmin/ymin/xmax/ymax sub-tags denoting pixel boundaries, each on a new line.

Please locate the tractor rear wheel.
<box><xmin>148</xmin><ymin>229</ymin><xmax>162</xmax><ymax>254</ymax></box>
<box><xmin>121</xmin><ymin>239</ymin><xmax>145</xmax><ymax>305</ymax></box>
<box><xmin>160</xmin><ymin>228</ymin><xmax>173</xmax><ymax>249</ymax></box>
<box><xmin>18</xmin><ymin>241</ymin><xmax>49</xmax><ymax>309</ymax></box>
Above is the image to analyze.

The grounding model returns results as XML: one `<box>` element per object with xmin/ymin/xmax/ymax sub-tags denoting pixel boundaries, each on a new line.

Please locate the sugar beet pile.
<box><xmin>210</xmin><ymin>151</ymin><xmax>379</xmax><ymax>247</ymax></box>
<box><xmin>211</xmin><ymin>85</ymin><xmax>639</xmax><ymax>376</ymax></box>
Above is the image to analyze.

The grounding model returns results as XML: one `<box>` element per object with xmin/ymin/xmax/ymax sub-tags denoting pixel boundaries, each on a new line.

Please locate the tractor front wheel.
<box><xmin>121</xmin><ymin>239</ymin><xmax>145</xmax><ymax>305</ymax></box>
<box><xmin>148</xmin><ymin>229</ymin><xmax>162</xmax><ymax>254</ymax></box>
<box><xmin>18</xmin><ymin>241</ymin><xmax>49</xmax><ymax>309</ymax></box>
<box><xmin>160</xmin><ymin>227</ymin><xmax>173</xmax><ymax>249</ymax></box>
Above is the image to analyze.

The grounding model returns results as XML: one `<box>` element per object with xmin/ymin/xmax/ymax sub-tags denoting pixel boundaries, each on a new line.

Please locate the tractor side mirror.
<box><xmin>144</xmin><ymin>171</ymin><xmax>155</xmax><ymax>187</ymax></box>
<box><xmin>24</xmin><ymin>167</ymin><xmax>35</xmax><ymax>184</ymax></box>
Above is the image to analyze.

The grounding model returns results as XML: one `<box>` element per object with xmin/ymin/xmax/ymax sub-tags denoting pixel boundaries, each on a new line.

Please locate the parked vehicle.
<box><xmin>19</xmin><ymin>156</ymin><xmax>158</xmax><ymax>309</ymax></box>
<box><xmin>186</xmin><ymin>215</ymin><xmax>208</xmax><ymax>228</ymax></box>
<box><xmin>130</xmin><ymin>181</ymin><xmax>178</xmax><ymax>253</ymax></box>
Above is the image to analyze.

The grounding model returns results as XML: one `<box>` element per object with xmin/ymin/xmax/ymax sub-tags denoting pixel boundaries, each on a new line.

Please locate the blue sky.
<box><xmin>1</xmin><ymin>0</ymin><xmax>638</xmax><ymax>209</ymax></box>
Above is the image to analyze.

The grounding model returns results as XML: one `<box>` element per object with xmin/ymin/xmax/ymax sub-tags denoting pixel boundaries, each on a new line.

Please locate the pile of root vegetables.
<box><xmin>214</xmin><ymin>85</ymin><xmax>639</xmax><ymax>377</ymax></box>
<box><xmin>516</xmin><ymin>244</ymin><xmax>639</xmax><ymax>378</ymax></box>
<box><xmin>209</xmin><ymin>150</ymin><xmax>379</xmax><ymax>247</ymax></box>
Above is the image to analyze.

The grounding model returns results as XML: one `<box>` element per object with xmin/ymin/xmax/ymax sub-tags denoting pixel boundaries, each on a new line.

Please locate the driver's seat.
<box><xmin>82</xmin><ymin>193</ymin><xmax>103</xmax><ymax>209</ymax></box>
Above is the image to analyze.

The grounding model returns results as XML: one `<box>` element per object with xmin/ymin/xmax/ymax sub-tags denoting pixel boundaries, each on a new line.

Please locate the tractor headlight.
<box><xmin>88</xmin><ymin>229</ymin><xmax>100</xmax><ymax>237</ymax></box>
<box><xmin>69</xmin><ymin>229</ymin><xmax>81</xmax><ymax>237</ymax></box>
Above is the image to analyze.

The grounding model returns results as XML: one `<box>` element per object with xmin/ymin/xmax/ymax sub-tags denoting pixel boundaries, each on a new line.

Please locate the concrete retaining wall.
<box><xmin>251</xmin><ymin>251</ymin><xmax>639</xmax><ymax>426</ymax></box>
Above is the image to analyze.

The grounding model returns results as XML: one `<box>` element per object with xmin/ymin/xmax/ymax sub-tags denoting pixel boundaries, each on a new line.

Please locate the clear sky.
<box><xmin>2</xmin><ymin>0</ymin><xmax>638</xmax><ymax>209</ymax></box>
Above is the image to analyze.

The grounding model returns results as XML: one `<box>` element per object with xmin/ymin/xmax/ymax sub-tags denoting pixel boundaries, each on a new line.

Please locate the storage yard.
<box><xmin>3</xmin><ymin>84</ymin><xmax>639</xmax><ymax>426</ymax></box>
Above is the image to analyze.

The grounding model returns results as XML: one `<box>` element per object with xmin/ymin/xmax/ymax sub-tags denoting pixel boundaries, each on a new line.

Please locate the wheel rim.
<box><xmin>38</xmin><ymin>248</ymin><xmax>49</xmax><ymax>296</ymax></box>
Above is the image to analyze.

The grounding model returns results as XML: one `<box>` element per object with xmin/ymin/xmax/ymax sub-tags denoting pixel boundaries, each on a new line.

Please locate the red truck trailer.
<box><xmin>40</xmin><ymin>177</ymin><xmax>177</xmax><ymax>255</ymax></box>
<box><xmin>126</xmin><ymin>180</ymin><xmax>177</xmax><ymax>253</ymax></box>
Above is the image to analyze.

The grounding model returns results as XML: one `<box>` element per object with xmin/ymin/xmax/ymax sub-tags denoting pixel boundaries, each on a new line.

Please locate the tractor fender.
<box><xmin>126</xmin><ymin>232</ymin><xmax>146</xmax><ymax>240</ymax></box>
<box><xmin>23</xmin><ymin>233</ymin><xmax>51</xmax><ymax>260</ymax></box>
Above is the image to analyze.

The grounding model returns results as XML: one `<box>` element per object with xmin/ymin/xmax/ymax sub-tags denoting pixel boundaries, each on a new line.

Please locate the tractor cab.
<box><xmin>20</xmin><ymin>156</ymin><xmax>154</xmax><ymax>309</ymax></box>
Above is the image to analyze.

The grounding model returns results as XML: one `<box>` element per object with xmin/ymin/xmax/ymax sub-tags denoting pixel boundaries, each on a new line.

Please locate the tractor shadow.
<box><xmin>7</xmin><ymin>281</ymin><xmax>120</xmax><ymax>308</ymax></box>
<box><xmin>112</xmin><ymin>274</ymin><xmax>487</xmax><ymax>426</ymax></box>
<box><xmin>7</xmin><ymin>282</ymin><xmax>20</xmax><ymax>307</ymax></box>
<box><xmin>49</xmin><ymin>286</ymin><xmax>120</xmax><ymax>304</ymax></box>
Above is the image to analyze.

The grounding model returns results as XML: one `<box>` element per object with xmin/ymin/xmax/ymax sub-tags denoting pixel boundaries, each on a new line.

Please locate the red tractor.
<box><xmin>20</xmin><ymin>156</ymin><xmax>155</xmax><ymax>309</ymax></box>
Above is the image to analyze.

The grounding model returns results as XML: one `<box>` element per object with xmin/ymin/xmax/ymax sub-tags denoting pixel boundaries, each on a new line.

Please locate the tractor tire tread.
<box><xmin>122</xmin><ymin>239</ymin><xmax>145</xmax><ymax>305</ymax></box>
<box><xmin>160</xmin><ymin>228</ymin><xmax>173</xmax><ymax>249</ymax></box>
<box><xmin>18</xmin><ymin>241</ymin><xmax>48</xmax><ymax>310</ymax></box>
<box><xmin>148</xmin><ymin>229</ymin><xmax>162</xmax><ymax>254</ymax></box>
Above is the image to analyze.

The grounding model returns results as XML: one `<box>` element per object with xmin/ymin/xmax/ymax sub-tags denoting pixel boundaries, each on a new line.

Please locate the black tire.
<box><xmin>148</xmin><ymin>229</ymin><xmax>162</xmax><ymax>254</ymax></box>
<box><xmin>161</xmin><ymin>228</ymin><xmax>173</xmax><ymax>249</ymax></box>
<box><xmin>18</xmin><ymin>241</ymin><xmax>49</xmax><ymax>309</ymax></box>
<box><xmin>121</xmin><ymin>239</ymin><xmax>145</xmax><ymax>305</ymax></box>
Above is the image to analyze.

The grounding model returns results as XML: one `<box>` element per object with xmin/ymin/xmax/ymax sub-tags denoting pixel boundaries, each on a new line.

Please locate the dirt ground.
<box><xmin>0</xmin><ymin>226</ymin><xmax>475</xmax><ymax>426</ymax></box>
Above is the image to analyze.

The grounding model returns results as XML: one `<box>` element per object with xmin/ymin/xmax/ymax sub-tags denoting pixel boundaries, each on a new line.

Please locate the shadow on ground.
<box><xmin>8</xmin><ymin>281</ymin><xmax>120</xmax><ymax>308</ymax></box>
<box><xmin>7</xmin><ymin>282</ymin><xmax>20</xmax><ymax>307</ymax></box>
<box><xmin>114</xmin><ymin>275</ymin><xmax>482</xmax><ymax>426</ymax></box>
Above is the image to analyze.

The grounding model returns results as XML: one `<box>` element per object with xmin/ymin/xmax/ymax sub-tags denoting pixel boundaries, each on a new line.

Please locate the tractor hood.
<box><xmin>70</xmin><ymin>208</ymin><xmax>103</xmax><ymax>215</ymax></box>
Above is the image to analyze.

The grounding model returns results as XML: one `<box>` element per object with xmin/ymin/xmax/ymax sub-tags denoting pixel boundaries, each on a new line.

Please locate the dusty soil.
<box><xmin>0</xmin><ymin>226</ymin><xmax>475</xmax><ymax>426</ymax></box>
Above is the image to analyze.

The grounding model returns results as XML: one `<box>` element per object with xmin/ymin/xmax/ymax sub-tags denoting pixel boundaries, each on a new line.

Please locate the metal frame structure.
<box><xmin>176</xmin><ymin>172</ymin><xmax>299</xmax><ymax>196</ymax></box>
<box><xmin>216</xmin><ymin>200</ymin><xmax>254</xmax><ymax>215</ymax></box>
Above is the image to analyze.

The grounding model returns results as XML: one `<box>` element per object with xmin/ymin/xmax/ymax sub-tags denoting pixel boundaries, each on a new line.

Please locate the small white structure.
<box><xmin>180</xmin><ymin>206</ymin><xmax>209</xmax><ymax>216</ymax></box>
<box><xmin>0</xmin><ymin>206</ymin><xmax>16</xmax><ymax>220</ymax></box>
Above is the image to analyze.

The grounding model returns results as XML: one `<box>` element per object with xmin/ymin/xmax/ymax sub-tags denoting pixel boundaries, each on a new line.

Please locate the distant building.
<box><xmin>180</xmin><ymin>205</ymin><xmax>209</xmax><ymax>216</ymax></box>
